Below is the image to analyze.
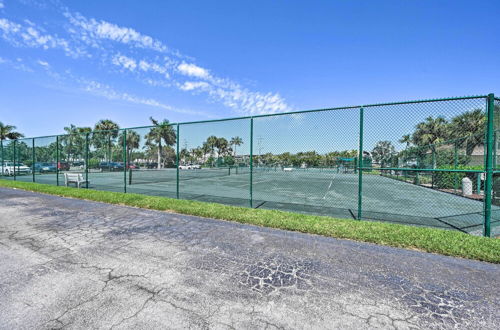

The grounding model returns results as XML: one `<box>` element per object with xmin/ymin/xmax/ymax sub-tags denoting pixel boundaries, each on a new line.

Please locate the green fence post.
<box><xmin>56</xmin><ymin>135</ymin><xmax>59</xmax><ymax>186</ymax></box>
<box><xmin>85</xmin><ymin>133</ymin><xmax>89</xmax><ymax>189</ymax></box>
<box><xmin>250</xmin><ymin>118</ymin><xmax>254</xmax><ymax>207</ymax></box>
<box><xmin>13</xmin><ymin>139</ymin><xmax>16</xmax><ymax>181</ymax></box>
<box><xmin>0</xmin><ymin>139</ymin><xmax>3</xmax><ymax>178</ymax></box>
<box><xmin>357</xmin><ymin>107</ymin><xmax>364</xmax><ymax>220</ymax></box>
<box><xmin>454</xmin><ymin>141</ymin><xmax>458</xmax><ymax>192</ymax></box>
<box><xmin>477</xmin><ymin>173</ymin><xmax>481</xmax><ymax>195</ymax></box>
<box><xmin>123</xmin><ymin>129</ymin><xmax>127</xmax><ymax>193</ymax></box>
<box><xmin>32</xmin><ymin>138</ymin><xmax>35</xmax><ymax>182</ymax></box>
<box><xmin>176</xmin><ymin>124</ymin><xmax>180</xmax><ymax>199</ymax></box>
<box><xmin>484</xmin><ymin>93</ymin><xmax>495</xmax><ymax>237</ymax></box>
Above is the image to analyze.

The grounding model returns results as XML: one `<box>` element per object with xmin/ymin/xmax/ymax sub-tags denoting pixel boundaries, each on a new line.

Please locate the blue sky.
<box><xmin>0</xmin><ymin>0</ymin><xmax>499</xmax><ymax>152</ymax></box>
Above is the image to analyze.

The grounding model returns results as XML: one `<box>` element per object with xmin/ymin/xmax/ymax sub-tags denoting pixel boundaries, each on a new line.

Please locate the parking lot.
<box><xmin>0</xmin><ymin>187</ymin><xmax>499</xmax><ymax>329</ymax></box>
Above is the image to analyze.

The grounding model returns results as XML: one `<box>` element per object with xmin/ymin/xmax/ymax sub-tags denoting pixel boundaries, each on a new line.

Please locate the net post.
<box><xmin>484</xmin><ymin>93</ymin><xmax>495</xmax><ymax>237</ymax></box>
<box><xmin>123</xmin><ymin>129</ymin><xmax>127</xmax><ymax>193</ymax></box>
<box><xmin>32</xmin><ymin>138</ymin><xmax>35</xmax><ymax>182</ymax></box>
<box><xmin>249</xmin><ymin>117</ymin><xmax>254</xmax><ymax>208</ymax></box>
<box><xmin>357</xmin><ymin>107</ymin><xmax>364</xmax><ymax>220</ymax></box>
<box><xmin>56</xmin><ymin>135</ymin><xmax>59</xmax><ymax>186</ymax></box>
<box><xmin>13</xmin><ymin>139</ymin><xmax>16</xmax><ymax>181</ymax></box>
<box><xmin>85</xmin><ymin>133</ymin><xmax>89</xmax><ymax>189</ymax></box>
<box><xmin>176</xmin><ymin>124</ymin><xmax>180</xmax><ymax>199</ymax></box>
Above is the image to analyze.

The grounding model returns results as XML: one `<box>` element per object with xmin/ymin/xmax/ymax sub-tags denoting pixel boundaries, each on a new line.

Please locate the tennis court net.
<box><xmin>129</xmin><ymin>167</ymin><xmax>231</xmax><ymax>185</ymax></box>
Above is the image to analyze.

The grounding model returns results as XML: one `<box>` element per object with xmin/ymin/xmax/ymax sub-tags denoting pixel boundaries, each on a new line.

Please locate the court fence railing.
<box><xmin>0</xmin><ymin>93</ymin><xmax>498</xmax><ymax>237</ymax></box>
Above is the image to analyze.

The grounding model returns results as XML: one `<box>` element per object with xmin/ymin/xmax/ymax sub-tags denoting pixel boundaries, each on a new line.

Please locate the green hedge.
<box><xmin>433</xmin><ymin>165</ymin><xmax>483</xmax><ymax>190</ymax></box>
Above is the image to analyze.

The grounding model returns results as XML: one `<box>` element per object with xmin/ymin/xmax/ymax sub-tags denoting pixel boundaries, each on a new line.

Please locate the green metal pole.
<box><xmin>123</xmin><ymin>129</ymin><xmax>127</xmax><ymax>193</ymax></box>
<box><xmin>0</xmin><ymin>139</ymin><xmax>3</xmax><ymax>178</ymax></box>
<box><xmin>13</xmin><ymin>140</ymin><xmax>16</xmax><ymax>181</ymax></box>
<box><xmin>176</xmin><ymin>124</ymin><xmax>180</xmax><ymax>199</ymax></box>
<box><xmin>250</xmin><ymin>118</ymin><xmax>254</xmax><ymax>207</ymax></box>
<box><xmin>454</xmin><ymin>142</ymin><xmax>458</xmax><ymax>192</ymax></box>
<box><xmin>484</xmin><ymin>93</ymin><xmax>495</xmax><ymax>237</ymax></box>
<box><xmin>85</xmin><ymin>133</ymin><xmax>89</xmax><ymax>189</ymax></box>
<box><xmin>357</xmin><ymin>107</ymin><xmax>364</xmax><ymax>220</ymax></box>
<box><xmin>56</xmin><ymin>135</ymin><xmax>59</xmax><ymax>186</ymax></box>
<box><xmin>32</xmin><ymin>138</ymin><xmax>35</xmax><ymax>182</ymax></box>
<box><xmin>494</xmin><ymin>131</ymin><xmax>497</xmax><ymax>170</ymax></box>
<box><xmin>477</xmin><ymin>173</ymin><xmax>481</xmax><ymax>194</ymax></box>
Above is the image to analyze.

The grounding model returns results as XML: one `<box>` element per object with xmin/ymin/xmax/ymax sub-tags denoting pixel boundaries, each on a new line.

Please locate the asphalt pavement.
<box><xmin>0</xmin><ymin>187</ymin><xmax>498</xmax><ymax>329</ymax></box>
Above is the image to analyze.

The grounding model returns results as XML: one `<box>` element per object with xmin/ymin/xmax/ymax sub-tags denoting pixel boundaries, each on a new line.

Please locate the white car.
<box><xmin>178</xmin><ymin>164</ymin><xmax>192</xmax><ymax>170</ymax></box>
<box><xmin>1</xmin><ymin>162</ymin><xmax>32</xmax><ymax>176</ymax></box>
<box><xmin>191</xmin><ymin>164</ymin><xmax>201</xmax><ymax>169</ymax></box>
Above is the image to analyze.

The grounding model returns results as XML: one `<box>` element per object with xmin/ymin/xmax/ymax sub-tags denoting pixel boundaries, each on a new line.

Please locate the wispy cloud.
<box><xmin>0</xmin><ymin>2</ymin><xmax>291</xmax><ymax>116</ymax></box>
<box><xmin>0</xmin><ymin>17</ymin><xmax>86</xmax><ymax>57</ymax></box>
<box><xmin>80</xmin><ymin>79</ymin><xmax>208</xmax><ymax>117</ymax></box>
<box><xmin>177</xmin><ymin>62</ymin><xmax>210</xmax><ymax>79</ymax></box>
<box><xmin>36</xmin><ymin>59</ymin><xmax>49</xmax><ymax>67</ymax></box>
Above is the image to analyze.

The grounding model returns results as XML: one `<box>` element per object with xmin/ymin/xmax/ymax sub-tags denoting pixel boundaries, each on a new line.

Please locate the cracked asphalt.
<box><xmin>0</xmin><ymin>187</ymin><xmax>499</xmax><ymax>329</ymax></box>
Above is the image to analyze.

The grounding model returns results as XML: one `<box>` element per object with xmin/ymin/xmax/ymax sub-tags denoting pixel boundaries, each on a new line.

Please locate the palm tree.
<box><xmin>192</xmin><ymin>147</ymin><xmax>203</xmax><ymax>163</ymax></box>
<box><xmin>448</xmin><ymin>109</ymin><xmax>486</xmax><ymax>156</ymax></box>
<box><xmin>412</xmin><ymin>116</ymin><xmax>450</xmax><ymax>168</ymax></box>
<box><xmin>0</xmin><ymin>122</ymin><xmax>24</xmax><ymax>141</ymax></box>
<box><xmin>230</xmin><ymin>136</ymin><xmax>243</xmax><ymax>156</ymax></box>
<box><xmin>372</xmin><ymin>141</ymin><xmax>396</xmax><ymax>167</ymax></box>
<box><xmin>206</xmin><ymin>136</ymin><xmax>218</xmax><ymax>157</ymax></box>
<box><xmin>216</xmin><ymin>137</ymin><xmax>229</xmax><ymax>157</ymax></box>
<box><xmin>119</xmin><ymin>130</ymin><xmax>140</xmax><ymax>165</ymax></box>
<box><xmin>201</xmin><ymin>142</ymin><xmax>211</xmax><ymax>162</ymax></box>
<box><xmin>93</xmin><ymin>119</ymin><xmax>120</xmax><ymax>162</ymax></box>
<box><xmin>145</xmin><ymin>117</ymin><xmax>176</xmax><ymax>169</ymax></box>
<box><xmin>62</xmin><ymin>124</ymin><xmax>78</xmax><ymax>161</ymax></box>
<box><xmin>399</xmin><ymin>134</ymin><xmax>412</xmax><ymax>148</ymax></box>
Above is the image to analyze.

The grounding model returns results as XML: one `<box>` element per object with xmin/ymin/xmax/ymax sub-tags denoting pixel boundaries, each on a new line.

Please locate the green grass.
<box><xmin>1</xmin><ymin>179</ymin><xmax>499</xmax><ymax>263</ymax></box>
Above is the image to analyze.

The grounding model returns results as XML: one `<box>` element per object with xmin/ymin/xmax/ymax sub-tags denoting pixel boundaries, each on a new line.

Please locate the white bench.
<box><xmin>64</xmin><ymin>173</ymin><xmax>89</xmax><ymax>188</ymax></box>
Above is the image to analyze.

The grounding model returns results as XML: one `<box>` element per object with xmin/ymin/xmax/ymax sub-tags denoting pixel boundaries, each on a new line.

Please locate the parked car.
<box><xmin>145</xmin><ymin>162</ymin><xmax>158</xmax><ymax>169</ymax></box>
<box><xmin>1</xmin><ymin>162</ymin><xmax>32</xmax><ymax>176</ymax></box>
<box><xmin>126</xmin><ymin>162</ymin><xmax>138</xmax><ymax>170</ymax></box>
<box><xmin>58</xmin><ymin>162</ymin><xmax>70</xmax><ymax>171</ymax></box>
<box><xmin>191</xmin><ymin>164</ymin><xmax>201</xmax><ymax>169</ymax></box>
<box><xmin>99</xmin><ymin>162</ymin><xmax>124</xmax><ymax>171</ymax></box>
<box><xmin>179</xmin><ymin>164</ymin><xmax>191</xmax><ymax>170</ymax></box>
<box><xmin>34</xmin><ymin>162</ymin><xmax>57</xmax><ymax>173</ymax></box>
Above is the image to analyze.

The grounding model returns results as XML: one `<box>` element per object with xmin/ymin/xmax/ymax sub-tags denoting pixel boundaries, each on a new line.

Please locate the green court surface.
<box><xmin>4</xmin><ymin>169</ymin><xmax>499</xmax><ymax>236</ymax></box>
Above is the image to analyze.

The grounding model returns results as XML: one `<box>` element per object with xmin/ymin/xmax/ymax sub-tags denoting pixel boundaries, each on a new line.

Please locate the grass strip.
<box><xmin>1</xmin><ymin>179</ymin><xmax>499</xmax><ymax>263</ymax></box>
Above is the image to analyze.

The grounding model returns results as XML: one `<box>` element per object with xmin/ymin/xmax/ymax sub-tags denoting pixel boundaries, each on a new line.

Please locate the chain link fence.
<box><xmin>1</xmin><ymin>94</ymin><xmax>498</xmax><ymax>237</ymax></box>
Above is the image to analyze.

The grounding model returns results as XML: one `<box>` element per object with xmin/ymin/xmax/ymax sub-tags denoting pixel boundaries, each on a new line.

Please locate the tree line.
<box><xmin>2</xmin><ymin>107</ymin><xmax>496</xmax><ymax>169</ymax></box>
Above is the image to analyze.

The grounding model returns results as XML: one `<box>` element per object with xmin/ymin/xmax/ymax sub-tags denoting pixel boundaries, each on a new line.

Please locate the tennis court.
<box><xmin>2</xmin><ymin>94</ymin><xmax>500</xmax><ymax>237</ymax></box>
<box><xmin>17</xmin><ymin>167</ymin><xmax>498</xmax><ymax>235</ymax></box>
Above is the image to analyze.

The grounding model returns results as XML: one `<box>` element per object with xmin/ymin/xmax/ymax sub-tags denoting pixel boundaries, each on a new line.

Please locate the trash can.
<box><xmin>462</xmin><ymin>177</ymin><xmax>472</xmax><ymax>196</ymax></box>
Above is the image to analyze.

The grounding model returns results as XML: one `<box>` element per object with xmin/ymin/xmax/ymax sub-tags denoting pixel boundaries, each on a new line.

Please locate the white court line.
<box><xmin>322</xmin><ymin>180</ymin><xmax>333</xmax><ymax>200</ymax></box>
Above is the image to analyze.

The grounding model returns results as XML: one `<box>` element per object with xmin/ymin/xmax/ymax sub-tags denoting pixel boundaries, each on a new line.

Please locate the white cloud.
<box><xmin>0</xmin><ymin>18</ymin><xmax>85</xmax><ymax>57</ymax></box>
<box><xmin>177</xmin><ymin>62</ymin><xmax>210</xmax><ymax>79</ymax></box>
<box><xmin>138</xmin><ymin>60</ymin><xmax>169</xmax><ymax>77</ymax></box>
<box><xmin>81</xmin><ymin>79</ymin><xmax>208</xmax><ymax>117</ymax></box>
<box><xmin>37</xmin><ymin>59</ymin><xmax>49</xmax><ymax>67</ymax></box>
<box><xmin>180</xmin><ymin>81</ymin><xmax>210</xmax><ymax>91</ymax></box>
<box><xmin>0</xmin><ymin>5</ymin><xmax>291</xmax><ymax>116</ymax></box>
<box><xmin>0</xmin><ymin>1</ymin><xmax>4</xmax><ymax>9</ymax></box>
<box><xmin>112</xmin><ymin>54</ymin><xmax>137</xmax><ymax>71</ymax></box>
<box><xmin>64</xmin><ymin>11</ymin><xmax>169</xmax><ymax>54</ymax></box>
